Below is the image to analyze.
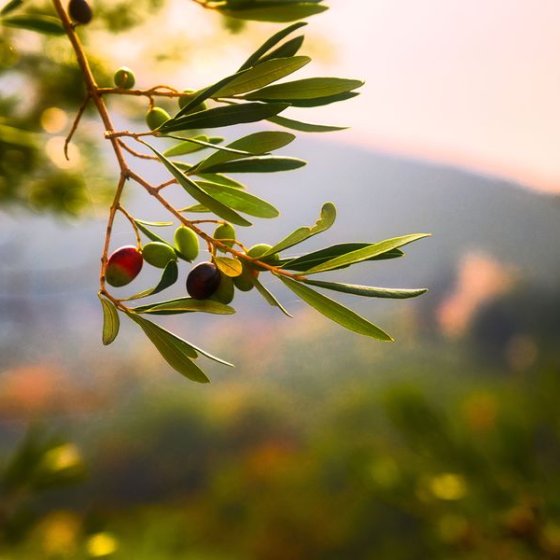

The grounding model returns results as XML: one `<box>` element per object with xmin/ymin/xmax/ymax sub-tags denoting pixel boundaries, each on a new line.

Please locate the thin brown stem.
<box><xmin>118</xmin><ymin>140</ymin><xmax>159</xmax><ymax>161</ymax></box>
<box><xmin>64</xmin><ymin>94</ymin><xmax>90</xmax><ymax>160</ymax></box>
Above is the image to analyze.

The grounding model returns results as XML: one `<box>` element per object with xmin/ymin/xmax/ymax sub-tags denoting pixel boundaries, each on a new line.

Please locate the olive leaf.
<box><xmin>268</xmin><ymin>115</ymin><xmax>347</xmax><ymax>133</ymax></box>
<box><xmin>279</xmin><ymin>277</ymin><xmax>393</xmax><ymax>341</ymax></box>
<box><xmin>263</xmin><ymin>202</ymin><xmax>336</xmax><ymax>256</ymax></box>
<box><xmin>123</xmin><ymin>260</ymin><xmax>179</xmax><ymax>301</ymax></box>
<box><xmin>133</xmin><ymin>297</ymin><xmax>236</xmax><ymax>315</ymax></box>
<box><xmin>253</xmin><ymin>277</ymin><xmax>292</xmax><ymax>317</ymax></box>
<box><xmin>98</xmin><ymin>294</ymin><xmax>120</xmax><ymax>346</ymax></box>
<box><xmin>301</xmin><ymin>279</ymin><xmax>428</xmax><ymax>299</ymax></box>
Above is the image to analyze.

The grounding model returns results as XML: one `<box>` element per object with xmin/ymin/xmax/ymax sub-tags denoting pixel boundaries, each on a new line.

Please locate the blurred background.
<box><xmin>1</xmin><ymin>1</ymin><xmax>560</xmax><ymax>558</ymax></box>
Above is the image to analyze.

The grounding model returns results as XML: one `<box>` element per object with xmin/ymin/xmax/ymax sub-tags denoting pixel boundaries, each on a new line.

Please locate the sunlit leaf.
<box><xmin>238</xmin><ymin>22</ymin><xmax>307</xmax><ymax>71</ymax></box>
<box><xmin>133</xmin><ymin>297</ymin><xmax>235</xmax><ymax>315</ymax></box>
<box><xmin>167</xmin><ymin>135</ymin><xmax>253</xmax><ymax>157</ymax></box>
<box><xmin>215</xmin><ymin>256</ymin><xmax>243</xmax><ymax>277</ymax></box>
<box><xmin>259</xmin><ymin>35</ymin><xmax>305</xmax><ymax>63</ymax></box>
<box><xmin>306</xmin><ymin>233</ymin><xmax>430</xmax><ymax>274</ymax></box>
<box><xmin>197</xmin><ymin>131</ymin><xmax>295</xmax><ymax>171</ymax></box>
<box><xmin>214</xmin><ymin>57</ymin><xmax>310</xmax><ymax>98</ymax></box>
<box><xmin>134</xmin><ymin>220</ymin><xmax>171</xmax><ymax>245</ymax></box>
<box><xmin>280</xmin><ymin>277</ymin><xmax>393</xmax><ymax>341</ymax></box>
<box><xmin>0</xmin><ymin>0</ymin><xmax>23</xmax><ymax>17</ymax></box>
<box><xmin>134</xmin><ymin>219</ymin><xmax>174</xmax><ymax>227</ymax></box>
<box><xmin>124</xmin><ymin>260</ymin><xmax>179</xmax><ymax>301</ymax></box>
<box><xmin>163</xmin><ymin>135</ymin><xmax>223</xmax><ymax>157</ymax></box>
<box><xmin>219</xmin><ymin>3</ymin><xmax>328</xmax><ymax>23</ymax></box>
<box><xmin>282</xmin><ymin>91</ymin><xmax>359</xmax><ymax>108</ymax></box>
<box><xmin>268</xmin><ymin>115</ymin><xmax>346</xmax><ymax>133</ymax></box>
<box><xmin>264</xmin><ymin>202</ymin><xmax>336</xmax><ymax>255</ymax></box>
<box><xmin>281</xmin><ymin>244</ymin><xmax>405</xmax><ymax>271</ymax></box>
<box><xmin>144</xmin><ymin>143</ymin><xmax>252</xmax><ymax>227</ymax></box>
<box><xmin>245</xmin><ymin>78</ymin><xmax>364</xmax><ymax>102</ymax></box>
<box><xmin>197</xmin><ymin>180</ymin><xmax>279</xmax><ymax>218</ymax></box>
<box><xmin>253</xmin><ymin>277</ymin><xmax>292</xmax><ymax>317</ymax></box>
<box><xmin>127</xmin><ymin>314</ymin><xmax>210</xmax><ymax>383</ymax></box>
<box><xmin>198</xmin><ymin>155</ymin><xmax>306</xmax><ymax>174</ymax></box>
<box><xmin>301</xmin><ymin>279</ymin><xmax>428</xmax><ymax>299</ymax></box>
<box><xmin>161</xmin><ymin>103</ymin><xmax>290</xmax><ymax>133</ymax></box>
<box><xmin>1</xmin><ymin>14</ymin><xmax>64</xmax><ymax>35</ymax></box>
<box><xmin>98</xmin><ymin>294</ymin><xmax>120</xmax><ymax>345</ymax></box>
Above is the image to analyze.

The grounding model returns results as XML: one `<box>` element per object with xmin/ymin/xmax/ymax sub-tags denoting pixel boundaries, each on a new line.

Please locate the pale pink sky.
<box><xmin>110</xmin><ymin>1</ymin><xmax>560</xmax><ymax>193</ymax></box>
<box><xmin>310</xmin><ymin>1</ymin><xmax>560</xmax><ymax>193</ymax></box>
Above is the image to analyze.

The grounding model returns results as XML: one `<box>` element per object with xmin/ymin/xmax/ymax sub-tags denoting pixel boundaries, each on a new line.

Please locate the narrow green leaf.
<box><xmin>175</xmin><ymin>72</ymin><xmax>247</xmax><ymax>117</ymax></box>
<box><xmin>253</xmin><ymin>277</ymin><xmax>292</xmax><ymax>317</ymax></box>
<box><xmin>167</xmin><ymin>135</ymin><xmax>252</xmax><ymax>157</ymax></box>
<box><xmin>197</xmin><ymin>180</ymin><xmax>279</xmax><ymax>218</ymax></box>
<box><xmin>281</xmin><ymin>91</ymin><xmax>359</xmax><ymax>108</ymax></box>
<box><xmin>215</xmin><ymin>256</ymin><xmax>243</xmax><ymax>277</ymax></box>
<box><xmin>198</xmin><ymin>173</ymin><xmax>246</xmax><ymax>189</ymax></box>
<box><xmin>143</xmin><ymin>143</ymin><xmax>252</xmax><ymax>227</ymax></box>
<box><xmin>281</xmin><ymin>244</ymin><xmax>404</xmax><ymax>271</ymax></box>
<box><xmin>306</xmin><ymin>233</ymin><xmax>430</xmax><ymax>274</ymax></box>
<box><xmin>259</xmin><ymin>35</ymin><xmax>305</xmax><ymax>63</ymax></box>
<box><xmin>1</xmin><ymin>14</ymin><xmax>64</xmax><ymax>35</ymax></box>
<box><xmin>163</xmin><ymin>135</ymin><xmax>218</xmax><ymax>157</ymax></box>
<box><xmin>180</xmin><ymin>204</ymin><xmax>210</xmax><ymax>213</ymax></box>
<box><xmin>133</xmin><ymin>297</ymin><xmax>235</xmax><ymax>315</ymax></box>
<box><xmin>245</xmin><ymin>77</ymin><xmax>363</xmax><ymax>101</ymax></box>
<box><xmin>215</xmin><ymin>56</ymin><xmax>310</xmax><ymax>98</ymax></box>
<box><xmin>128</xmin><ymin>314</ymin><xmax>210</xmax><ymax>383</ymax></box>
<box><xmin>1</xmin><ymin>0</ymin><xmax>23</xmax><ymax>17</ymax></box>
<box><xmin>301</xmin><ymin>279</ymin><xmax>428</xmax><ymax>299</ymax></box>
<box><xmin>98</xmin><ymin>294</ymin><xmax>120</xmax><ymax>346</ymax></box>
<box><xmin>134</xmin><ymin>219</ymin><xmax>174</xmax><ymax>227</ymax></box>
<box><xmin>238</xmin><ymin>22</ymin><xmax>307</xmax><ymax>71</ymax></box>
<box><xmin>268</xmin><ymin>115</ymin><xmax>346</xmax><ymax>133</ymax></box>
<box><xmin>124</xmin><ymin>260</ymin><xmax>179</xmax><ymax>301</ymax></box>
<box><xmin>280</xmin><ymin>277</ymin><xmax>393</xmax><ymax>341</ymax></box>
<box><xmin>197</xmin><ymin>131</ymin><xmax>295</xmax><ymax>171</ymax></box>
<box><xmin>198</xmin><ymin>155</ymin><xmax>306</xmax><ymax>174</ymax></box>
<box><xmin>134</xmin><ymin>221</ymin><xmax>171</xmax><ymax>245</ymax></box>
<box><xmin>264</xmin><ymin>202</ymin><xmax>336</xmax><ymax>255</ymax></box>
<box><xmin>219</xmin><ymin>3</ymin><xmax>328</xmax><ymax>23</ymax></box>
<box><xmin>161</xmin><ymin>102</ymin><xmax>290</xmax><ymax>133</ymax></box>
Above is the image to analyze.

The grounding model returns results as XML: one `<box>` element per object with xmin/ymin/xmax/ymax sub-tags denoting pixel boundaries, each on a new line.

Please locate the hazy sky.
<box><xmin>310</xmin><ymin>1</ymin><xmax>560</xmax><ymax>193</ymax></box>
<box><xmin>111</xmin><ymin>1</ymin><xmax>560</xmax><ymax>193</ymax></box>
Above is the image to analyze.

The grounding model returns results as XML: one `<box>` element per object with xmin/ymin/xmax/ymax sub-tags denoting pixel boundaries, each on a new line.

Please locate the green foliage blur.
<box><xmin>1</xmin><ymin>331</ymin><xmax>559</xmax><ymax>559</ymax></box>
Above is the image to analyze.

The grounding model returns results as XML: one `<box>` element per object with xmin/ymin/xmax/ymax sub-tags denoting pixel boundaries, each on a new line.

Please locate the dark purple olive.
<box><xmin>186</xmin><ymin>262</ymin><xmax>221</xmax><ymax>300</ymax></box>
<box><xmin>68</xmin><ymin>0</ymin><xmax>93</xmax><ymax>25</ymax></box>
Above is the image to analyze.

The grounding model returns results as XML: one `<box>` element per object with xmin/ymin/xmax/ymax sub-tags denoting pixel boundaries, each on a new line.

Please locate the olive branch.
<box><xmin>5</xmin><ymin>0</ymin><xmax>429</xmax><ymax>382</ymax></box>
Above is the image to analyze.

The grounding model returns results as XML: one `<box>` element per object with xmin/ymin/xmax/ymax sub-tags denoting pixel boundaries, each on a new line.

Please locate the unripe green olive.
<box><xmin>187</xmin><ymin>262</ymin><xmax>221</xmax><ymax>300</ymax></box>
<box><xmin>146</xmin><ymin>107</ymin><xmax>170</xmax><ymax>131</ymax></box>
<box><xmin>214</xmin><ymin>223</ymin><xmax>236</xmax><ymax>251</ymax></box>
<box><xmin>211</xmin><ymin>272</ymin><xmax>234</xmax><ymax>304</ymax></box>
<box><xmin>113</xmin><ymin>66</ymin><xmax>135</xmax><ymax>89</ymax></box>
<box><xmin>142</xmin><ymin>242</ymin><xmax>177</xmax><ymax>269</ymax></box>
<box><xmin>178</xmin><ymin>90</ymin><xmax>208</xmax><ymax>113</ymax></box>
<box><xmin>68</xmin><ymin>0</ymin><xmax>92</xmax><ymax>24</ymax></box>
<box><xmin>247</xmin><ymin>243</ymin><xmax>280</xmax><ymax>270</ymax></box>
<box><xmin>106</xmin><ymin>245</ymin><xmax>143</xmax><ymax>287</ymax></box>
<box><xmin>233</xmin><ymin>261</ymin><xmax>257</xmax><ymax>292</ymax></box>
<box><xmin>174</xmin><ymin>226</ymin><xmax>199</xmax><ymax>262</ymax></box>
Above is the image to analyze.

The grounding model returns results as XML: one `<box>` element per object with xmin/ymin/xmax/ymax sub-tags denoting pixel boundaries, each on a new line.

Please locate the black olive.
<box><xmin>186</xmin><ymin>262</ymin><xmax>221</xmax><ymax>300</ymax></box>
<box><xmin>68</xmin><ymin>0</ymin><xmax>93</xmax><ymax>25</ymax></box>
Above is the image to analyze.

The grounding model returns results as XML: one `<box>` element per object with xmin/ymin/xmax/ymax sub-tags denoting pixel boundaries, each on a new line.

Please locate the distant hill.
<box><xmin>0</xmin><ymin>138</ymin><xmax>558</xmax><ymax>362</ymax></box>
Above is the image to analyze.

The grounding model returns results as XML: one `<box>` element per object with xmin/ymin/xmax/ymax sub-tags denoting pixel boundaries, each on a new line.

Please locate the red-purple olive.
<box><xmin>186</xmin><ymin>262</ymin><xmax>221</xmax><ymax>300</ymax></box>
<box><xmin>105</xmin><ymin>246</ymin><xmax>143</xmax><ymax>287</ymax></box>
<box><xmin>68</xmin><ymin>0</ymin><xmax>93</xmax><ymax>24</ymax></box>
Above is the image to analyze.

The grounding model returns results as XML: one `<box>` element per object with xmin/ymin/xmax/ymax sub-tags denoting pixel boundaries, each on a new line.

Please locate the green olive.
<box><xmin>178</xmin><ymin>90</ymin><xmax>208</xmax><ymax>113</ymax></box>
<box><xmin>211</xmin><ymin>272</ymin><xmax>235</xmax><ymax>304</ymax></box>
<box><xmin>174</xmin><ymin>226</ymin><xmax>199</xmax><ymax>261</ymax></box>
<box><xmin>213</xmin><ymin>223</ymin><xmax>236</xmax><ymax>252</ymax></box>
<box><xmin>142</xmin><ymin>242</ymin><xmax>177</xmax><ymax>269</ymax></box>
<box><xmin>146</xmin><ymin>107</ymin><xmax>170</xmax><ymax>131</ymax></box>
<box><xmin>233</xmin><ymin>261</ymin><xmax>257</xmax><ymax>292</ymax></box>
<box><xmin>113</xmin><ymin>66</ymin><xmax>136</xmax><ymax>89</ymax></box>
<box><xmin>247</xmin><ymin>243</ymin><xmax>279</xmax><ymax>270</ymax></box>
